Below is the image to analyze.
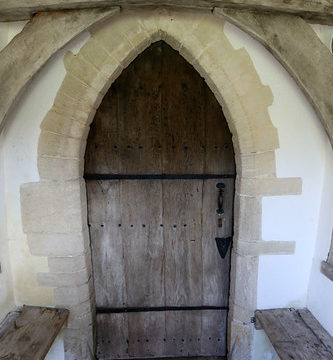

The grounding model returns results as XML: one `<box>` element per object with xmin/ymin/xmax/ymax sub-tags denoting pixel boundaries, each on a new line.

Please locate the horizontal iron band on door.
<box><xmin>96</xmin><ymin>306</ymin><xmax>228</xmax><ymax>314</ymax></box>
<box><xmin>85</xmin><ymin>174</ymin><xmax>236</xmax><ymax>180</ymax></box>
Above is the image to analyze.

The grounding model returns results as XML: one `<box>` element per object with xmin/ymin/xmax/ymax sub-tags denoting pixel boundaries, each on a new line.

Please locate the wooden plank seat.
<box><xmin>255</xmin><ymin>308</ymin><xmax>333</xmax><ymax>360</ymax></box>
<box><xmin>0</xmin><ymin>305</ymin><xmax>69</xmax><ymax>360</ymax></box>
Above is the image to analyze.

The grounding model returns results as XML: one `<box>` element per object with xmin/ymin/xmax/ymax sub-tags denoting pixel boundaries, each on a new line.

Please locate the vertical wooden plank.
<box><xmin>201</xmin><ymin>310</ymin><xmax>227</xmax><ymax>356</ymax></box>
<box><xmin>161</xmin><ymin>43</ymin><xmax>205</xmax><ymax>174</ymax></box>
<box><xmin>96</xmin><ymin>313</ymin><xmax>129</xmax><ymax>359</ymax></box>
<box><xmin>163</xmin><ymin>179</ymin><xmax>203</xmax><ymax>306</ymax></box>
<box><xmin>85</xmin><ymin>40</ymin><xmax>235</xmax><ymax>360</ymax></box>
<box><xmin>117</xmin><ymin>42</ymin><xmax>163</xmax><ymax>174</ymax></box>
<box><xmin>120</xmin><ymin>180</ymin><xmax>164</xmax><ymax>307</ymax></box>
<box><xmin>85</xmin><ymin>85</ymin><xmax>120</xmax><ymax>174</ymax></box>
<box><xmin>164</xmin><ymin>310</ymin><xmax>201</xmax><ymax>357</ymax></box>
<box><xmin>163</xmin><ymin>179</ymin><xmax>203</xmax><ymax>356</ymax></box>
<box><xmin>86</xmin><ymin>180</ymin><xmax>126</xmax><ymax>307</ymax></box>
<box><xmin>127</xmin><ymin>312</ymin><xmax>166</xmax><ymax>358</ymax></box>
<box><xmin>120</xmin><ymin>179</ymin><xmax>166</xmax><ymax>357</ymax></box>
<box><xmin>204</xmin><ymin>86</ymin><xmax>235</xmax><ymax>175</ymax></box>
<box><xmin>202</xmin><ymin>178</ymin><xmax>234</xmax><ymax>307</ymax></box>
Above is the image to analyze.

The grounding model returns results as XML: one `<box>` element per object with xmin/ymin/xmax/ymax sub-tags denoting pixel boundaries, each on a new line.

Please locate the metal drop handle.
<box><xmin>216</xmin><ymin>183</ymin><xmax>225</xmax><ymax>215</ymax></box>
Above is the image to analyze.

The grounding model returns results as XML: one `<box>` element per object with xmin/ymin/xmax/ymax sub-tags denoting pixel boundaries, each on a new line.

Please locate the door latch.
<box><xmin>215</xmin><ymin>237</ymin><xmax>232</xmax><ymax>259</ymax></box>
<box><xmin>216</xmin><ymin>183</ymin><xmax>225</xmax><ymax>215</ymax></box>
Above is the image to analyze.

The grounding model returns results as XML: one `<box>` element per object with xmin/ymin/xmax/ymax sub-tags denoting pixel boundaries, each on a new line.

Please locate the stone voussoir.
<box><xmin>228</xmin><ymin>320</ymin><xmax>253</xmax><ymax>360</ymax></box>
<box><xmin>239</xmin><ymin>177</ymin><xmax>303</xmax><ymax>196</ymax></box>
<box><xmin>40</xmin><ymin>108</ymin><xmax>88</xmax><ymax>139</ymax></box>
<box><xmin>48</xmin><ymin>251</ymin><xmax>91</xmax><ymax>273</ymax></box>
<box><xmin>79</xmin><ymin>37</ymin><xmax>123</xmax><ymax>80</ymax></box>
<box><xmin>60</xmin><ymin>74</ymin><xmax>103</xmax><ymax>109</ymax></box>
<box><xmin>37</xmin><ymin>269</ymin><xmax>91</xmax><ymax>287</ymax></box>
<box><xmin>38</xmin><ymin>156</ymin><xmax>82</xmax><ymax>181</ymax></box>
<box><xmin>229</xmin><ymin>253</ymin><xmax>258</xmax><ymax>310</ymax></box>
<box><xmin>235</xmin><ymin>240</ymin><xmax>296</xmax><ymax>256</ymax></box>
<box><xmin>64</xmin><ymin>51</ymin><xmax>109</xmax><ymax>92</ymax></box>
<box><xmin>67</xmin><ymin>311</ymin><xmax>94</xmax><ymax>330</ymax></box>
<box><xmin>236</xmin><ymin>151</ymin><xmax>276</xmax><ymax>178</ymax></box>
<box><xmin>38</xmin><ymin>130</ymin><xmax>82</xmax><ymax>159</ymax></box>
<box><xmin>91</xmin><ymin>23</ymin><xmax>135</xmax><ymax>67</ymax></box>
<box><xmin>229</xmin><ymin>301</ymin><xmax>255</xmax><ymax>325</ymax></box>
<box><xmin>27</xmin><ymin>11</ymin><xmax>293</xmax><ymax>360</ymax></box>
<box><xmin>54</xmin><ymin>278</ymin><xmax>93</xmax><ymax>307</ymax></box>
<box><xmin>27</xmin><ymin>231</ymin><xmax>89</xmax><ymax>257</ymax></box>
<box><xmin>233</xmin><ymin>194</ymin><xmax>262</xmax><ymax>241</ymax></box>
<box><xmin>21</xmin><ymin>180</ymin><xmax>87</xmax><ymax>234</ymax></box>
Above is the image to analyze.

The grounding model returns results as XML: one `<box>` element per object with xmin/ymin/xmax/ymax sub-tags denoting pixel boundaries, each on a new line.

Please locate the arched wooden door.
<box><xmin>85</xmin><ymin>41</ymin><xmax>235</xmax><ymax>360</ymax></box>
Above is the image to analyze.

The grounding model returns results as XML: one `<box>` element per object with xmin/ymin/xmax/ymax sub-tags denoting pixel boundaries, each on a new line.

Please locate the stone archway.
<box><xmin>20</xmin><ymin>10</ymin><xmax>301</xmax><ymax>360</ymax></box>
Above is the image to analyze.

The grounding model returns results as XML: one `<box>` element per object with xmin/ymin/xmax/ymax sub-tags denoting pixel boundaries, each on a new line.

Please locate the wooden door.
<box><xmin>85</xmin><ymin>42</ymin><xmax>235</xmax><ymax>360</ymax></box>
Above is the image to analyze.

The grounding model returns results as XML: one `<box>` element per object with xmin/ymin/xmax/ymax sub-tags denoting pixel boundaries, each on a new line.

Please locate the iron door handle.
<box><xmin>216</xmin><ymin>183</ymin><xmax>225</xmax><ymax>215</ymax></box>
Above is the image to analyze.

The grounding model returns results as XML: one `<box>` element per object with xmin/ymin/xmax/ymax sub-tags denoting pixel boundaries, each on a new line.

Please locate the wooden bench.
<box><xmin>0</xmin><ymin>305</ymin><xmax>69</xmax><ymax>360</ymax></box>
<box><xmin>255</xmin><ymin>308</ymin><xmax>333</xmax><ymax>360</ymax></box>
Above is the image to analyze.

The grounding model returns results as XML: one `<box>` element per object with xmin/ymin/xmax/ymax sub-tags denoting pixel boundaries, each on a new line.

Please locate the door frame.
<box><xmin>21</xmin><ymin>10</ymin><xmax>302</xmax><ymax>360</ymax></box>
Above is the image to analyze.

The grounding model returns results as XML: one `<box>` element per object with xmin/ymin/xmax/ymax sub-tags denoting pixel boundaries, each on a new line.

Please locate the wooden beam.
<box><xmin>0</xmin><ymin>0</ymin><xmax>332</xmax><ymax>24</ymax></box>
<box><xmin>0</xmin><ymin>7</ymin><xmax>119</xmax><ymax>133</ymax></box>
<box><xmin>0</xmin><ymin>306</ymin><xmax>69</xmax><ymax>360</ymax></box>
<box><xmin>255</xmin><ymin>308</ymin><xmax>333</xmax><ymax>360</ymax></box>
<box><xmin>215</xmin><ymin>8</ymin><xmax>333</xmax><ymax>147</ymax></box>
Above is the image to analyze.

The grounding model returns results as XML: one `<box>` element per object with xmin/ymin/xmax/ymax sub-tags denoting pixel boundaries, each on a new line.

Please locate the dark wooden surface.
<box><xmin>0</xmin><ymin>305</ymin><xmax>69</xmax><ymax>360</ymax></box>
<box><xmin>85</xmin><ymin>41</ymin><xmax>235</xmax><ymax>176</ymax></box>
<box><xmin>85</xmin><ymin>41</ymin><xmax>234</xmax><ymax>359</ymax></box>
<box><xmin>255</xmin><ymin>308</ymin><xmax>333</xmax><ymax>360</ymax></box>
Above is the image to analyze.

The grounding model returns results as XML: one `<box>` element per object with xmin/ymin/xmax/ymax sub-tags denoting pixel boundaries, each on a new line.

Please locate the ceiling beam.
<box><xmin>215</xmin><ymin>7</ymin><xmax>333</xmax><ymax>146</ymax></box>
<box><xmin>0</xmin><ymin>7</ymin><xmax>119</xmax><ymax>133</ymax></box>
<box><xmin>0</xmin><ymin>0</ymin><xmax>332</xmax><ymax>24</ymax></box>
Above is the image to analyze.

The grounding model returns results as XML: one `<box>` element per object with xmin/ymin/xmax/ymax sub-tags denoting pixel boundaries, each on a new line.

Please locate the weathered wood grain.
<box><xmin>85</xmin><ymin>41</ymin><xmax>234</xmax><ymax>358</ymax></box>
<box><xmin>200</xmin><ymin>310</ymin><xmax>227</xmax><ymax>355</ymax></box>
<box><xmin>204</xmin><ymin>87</ymin><xmax>235</xmax><ymax>175</ymax></box>
<box><xmin>1</xmin><ymin>0</ymin><xmax>333</xmax><ymax>24</ymax></box>
<box><xmin>163</xmin><ymin>180</ymin><xmax>203</xmax><ymax>306</ymax></box>
<box><xmin>255</xmin><ymin>308</ymin><xmax>333</xmax><ymax>360</ymax></box>
<box><xmin>215</xmin><ymin>7</ymin><xmax>333</xmax><ymax>147</ymax></box>
<box><xmin>117</xmin><ymin>44</ymin><xmax>163</xmax><ymax>174</ymax></box>
<box><xmin>120</xmin><ymin>180</ymin><xmax>164</xmax><ymax>307</ymax></box>
<box><xmin>85</xmin><ymin>42</ymin><xmax>235</xmax><ymax>177</ymax></box>
<box><xmin>0</xmin><ymin>7</ymin><xmax>119</xmax><ymax>133</ymax></box>
<box><xmin>161</xmin><ymin>43</ymin><xmax>205</xmax><ymax>174</ymax></box>
<box><xmin>0</xmin><ymin>306</ymin><xmax>69</xmax><ymax>360</ymax></box>
<box><xmin>96</xmin><ymin>313</ymin><xmax>129</xmax><ymax>359</ymax></box>
<box><xmin>202</xmin><ymin>179</ymin><xmax>233</xmax><ymax>307</ymax></box>
<box><xmin>87</xmin><ymin>180</ymin><xmax>127</xmax><ymax>307</ymax></box>
<box><xmin>128</xmin><ymin>312</ymin><xmax>167</xmax><ymax>357</ymax></box>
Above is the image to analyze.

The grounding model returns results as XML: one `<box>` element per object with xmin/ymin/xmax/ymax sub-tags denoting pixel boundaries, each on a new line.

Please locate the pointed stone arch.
<box><xmin>20</xmin><ymin>10</ymin><xmax>301</xmax><ymax>359</ymax></box>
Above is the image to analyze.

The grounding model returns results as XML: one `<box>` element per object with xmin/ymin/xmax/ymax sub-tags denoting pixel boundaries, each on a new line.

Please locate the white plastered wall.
<box><xmin>0</xmin><ymin>23</ymin><xmax>90</xmax><ymax>359</ymax></box>
<box><xmin>225</xmin><ymin>22</ymin><xmax>333</xmax><ymax>358</ymax></box>
<box><xmin>0</xmin><ymin>16</ymin><xmax>332</xmax><ymax>360</ymax></box>
<box><xmin>0</xmin><ymin>20</ymin><xmax>28</xmax><ymax>323</ymax></box>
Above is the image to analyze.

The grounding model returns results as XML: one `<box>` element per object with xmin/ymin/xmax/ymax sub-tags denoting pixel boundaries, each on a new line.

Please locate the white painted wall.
<box><xmin>224</xmin><ymin>21</ymin><xmax>333</xmax><ymax>358</ymax></box>
<box><xmin>0</xmin><ymin>14</ymin><xmax>332</xmax><ymax>360</ymax></box>
<box><xmin>307</xmin><ymin>139</ymin><xmax>333</xmax><ymax>334</ymax></box>
<box><xmin>0</xmin><ymin>131</ymin><xmax>15</xmax><ymax>323</ymax></box>
<box><xmin>0</xmin><ymin>20</ymin><xmax>30</xmax><ymax>324</ymax></box>
<box><xmin>0</xmin><ymin>24</ymin><xmax>89</xmax><ymax>355</ymax></box>
<box><xmin>310</xmin><ymin>24</ymin><xmax>333</xmax><ymax>54</ymax></box>
<box><xmin>0</xmin><ymin>21</ymin><xmax>27</xmax><ymax>51</ymax></box>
